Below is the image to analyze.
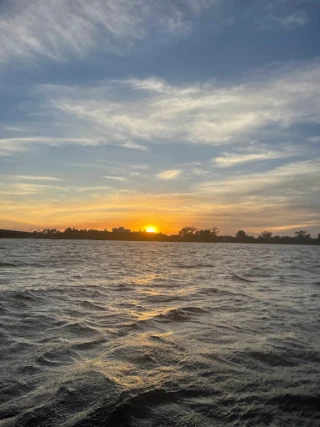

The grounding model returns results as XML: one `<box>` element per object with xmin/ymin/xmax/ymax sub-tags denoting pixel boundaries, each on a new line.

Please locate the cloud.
<box><xmin>191</xmin><ymin>167</ymin><xmax>210</xmax><ymax>176</ymax></box>
<box><xmin>35</xmin><ymin>60</ymin><xmax>320</xmax><ymax>149</ymax></box>
<box><xmin>308</xmin><ymin>136</ymin><xmax>320</xmax><ymax>143</ymax></box>
<box><xmin>0</xmin><ymin>183</ymin><xmax>64</xmax><ymax>196</ymax></box>
<box><xmin>0</xmin><ymin>0</ymin><xmax>312</xmax><ymax>65</ymax></box>
<box><xmin>103</xmin><ymin>175</ymin><xmax>127</xmax><ymax>181</ymax></box>
<box><xmin>0</xmin><ymin>0</ymin><xmax>143</xmax><ymax>62</ymax></box>
<box><xmin>256</xmin><ymin>10</ymin><xmax>308</xmax><ymax>29</ymax></box>
<box><xmin>1</xmin><ymin>125</ymin><xmax>24</xmax><ymax>132</ymax></box>
<box><xmin>9</xmin><ymin>175</ymin><xmax>64</xmax><ymax>181</ymax></box>
<box><xmin>123</xmin><ymin>140</ymin><xmax>149</xmax><ymax>151</ymax></box>
<box><xmin>0</xmin><ymin>0</ymin><xmax>216</xmax><ymax>63</ymax></box>
<box><xmin>2</xmin><ymin>61</ymin><xmax>320</xmax><ymax>162</ymax></box>
<box><xmin>133</xmin><ymin>164</ymin><xmax>150</xmax><ymax>170</ymax></box>
<box><xmin>278</xmin><ymin>11</ymin><xmax>308</xmax><ymax>28</ymax></box>
<box><xmin>186</xmin><ymin>157</ymin><xmax>320</xmax><ymax>233</ymax></box>
<box><xmin>212</xmin><ymin>147</ymin><xmax>297</xmax><ymax>167</ymax></box>
<box><xmin>195</xmin><ymin>159</ymin><xmax>320</xmax><ymax>200</ymax></box>
<box><xmin>156</xmin><ymin>169</ymin><xmax>183</xmax><ymax>180</ymax></box>
<box><xmin>73</xmin><ymin>185</ymin><xmax>113</xmax><ymax>193</ymax></box>
<box><xmin>0</xmin><ymin>136</ymin><xmax>99</xmax><ymax>155</ymax></box>
<box><xmin>236</xmin><ymin>1</ymin><xmax>310</xmax><ymax>29</ymax></box>
<box><xmin>2</xmin><ymin>178</ymin><xmax>319</xmax><ymax>235</ymax></box>
<box><xmin>0</xmin><ymin>136</ymin><xmax>148</xmax><ymax>155</ymax></box>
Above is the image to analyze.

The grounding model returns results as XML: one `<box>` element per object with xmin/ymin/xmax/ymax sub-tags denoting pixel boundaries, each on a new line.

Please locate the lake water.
<box><xmin>0</xmin><ymin>240</ymin><xmax>319</xmax><ymax>426</ymax></box>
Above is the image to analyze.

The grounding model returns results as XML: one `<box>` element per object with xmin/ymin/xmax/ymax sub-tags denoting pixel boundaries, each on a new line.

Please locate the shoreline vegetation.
<box><xmin>1</xmin><ymin>227</ymin><xmax>319</xmax><ymax>245</ymax></box>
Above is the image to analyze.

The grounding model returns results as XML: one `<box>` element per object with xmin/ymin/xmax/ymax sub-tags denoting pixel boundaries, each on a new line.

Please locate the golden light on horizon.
<box><xmin>145</xmin><ymin>226</ymin><xmax>157</xmax><ymax>233</ymax></box>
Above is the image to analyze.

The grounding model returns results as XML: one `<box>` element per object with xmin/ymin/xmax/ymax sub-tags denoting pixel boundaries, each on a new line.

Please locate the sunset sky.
<box><xmin>1</xmin><ymin>0</ymin><xmax>320</xmax><ymax>235</ymax></box>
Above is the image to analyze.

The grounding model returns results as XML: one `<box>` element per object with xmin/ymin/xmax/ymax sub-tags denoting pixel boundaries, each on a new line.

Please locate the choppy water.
<box><xmin>0</xmin><ymin>240</ymin><xmax>320</xmax><ymax>427</ymax></box>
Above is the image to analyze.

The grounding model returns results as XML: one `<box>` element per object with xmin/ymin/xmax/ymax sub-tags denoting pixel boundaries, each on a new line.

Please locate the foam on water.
<box><xmin>0</xmin><ymin>240</ymin><xmax>319</xmax><ymax>426</ymax></box>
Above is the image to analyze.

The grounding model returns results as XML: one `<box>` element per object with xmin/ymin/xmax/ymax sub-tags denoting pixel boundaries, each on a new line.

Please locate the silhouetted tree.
<box><xmin>236</xmin><ymin>230</ymin><xmax>247</xmax><ymax>240</ymax></box>
<box><xmin>260</xmin><ymin>230</ymin><xmax>273</xmax><ymax>240</ymax></box>
<box><xmin>294</xmin><ymin>230</ymin><xmax>311</xmax><ymax>240</ymax></box>
<box><xmin>179</xmin><ymin>226</ymin><xmax>197</xmax><ymax>237</ymax></box>
<box><xmin>210</xmin><ymin>227</ymin><xmax>219</xmax><ymax>237</ymax></box>
<box><xmin>196</xmin><ymin>229</ymin><xmax>212</xmax><ymax>238</ymax></box>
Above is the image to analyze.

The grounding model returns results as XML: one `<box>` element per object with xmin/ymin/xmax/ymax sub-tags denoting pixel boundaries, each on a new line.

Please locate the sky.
<box><xmin>1</xmin><ymin>0</ymin><xmax>320</xmax><ymax>236</ymax></box>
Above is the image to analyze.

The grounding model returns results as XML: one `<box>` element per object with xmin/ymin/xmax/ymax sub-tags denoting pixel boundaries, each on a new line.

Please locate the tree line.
<box><xmin>1</xmin><ymin>226</ymin><xmax>319</xmax><ymax>244</ymax></box>
<box><xmin>176</xmin><ymin>227</ymin><xmax>319</xmax><ymax>244</ymax></box>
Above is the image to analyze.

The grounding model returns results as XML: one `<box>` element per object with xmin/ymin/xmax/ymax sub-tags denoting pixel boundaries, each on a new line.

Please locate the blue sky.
<box><xmin>1</xmin><ymin>0</ymin><xmax>320</xmax><ymax>235</ymax></box>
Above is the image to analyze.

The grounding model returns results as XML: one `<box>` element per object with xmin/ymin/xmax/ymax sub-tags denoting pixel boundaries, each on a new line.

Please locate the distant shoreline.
<box><xmin>1</xmin><ymin>229</ymin><xmax>319</xmax><ymax>245</ymax></box>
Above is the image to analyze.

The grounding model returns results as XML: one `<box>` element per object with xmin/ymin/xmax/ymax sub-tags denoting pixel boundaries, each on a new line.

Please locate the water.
<box><xmin>0</xmin><ymin>240</ymin><xmax>319</xmax><ymax>427</ymax></box>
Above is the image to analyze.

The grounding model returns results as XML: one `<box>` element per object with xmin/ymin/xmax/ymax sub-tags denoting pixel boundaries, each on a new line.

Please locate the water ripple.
<box><xmin>0</xmin><ymin>240</ymin><xmax>319</xmax><ymax>426</ymax></box>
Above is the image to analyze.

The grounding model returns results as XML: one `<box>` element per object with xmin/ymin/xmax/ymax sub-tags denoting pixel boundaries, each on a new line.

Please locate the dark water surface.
<box><xmin>0</xmin><ymin>240</ymin><xmax>320</xmax><ymax>426</ymax></box>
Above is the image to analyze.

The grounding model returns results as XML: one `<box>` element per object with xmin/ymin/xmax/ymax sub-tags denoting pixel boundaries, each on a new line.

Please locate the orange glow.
<box><xmin>145</xmin><ymin>226</ymin><xmax>157</xmax><ymax>233</ymax></box>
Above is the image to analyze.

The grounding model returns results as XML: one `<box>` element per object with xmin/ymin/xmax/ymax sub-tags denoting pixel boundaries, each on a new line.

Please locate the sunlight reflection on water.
<box><xmin>0</xmin><ymin>240</ymin><xmax>319</xmax><ymax>426</ymax></box>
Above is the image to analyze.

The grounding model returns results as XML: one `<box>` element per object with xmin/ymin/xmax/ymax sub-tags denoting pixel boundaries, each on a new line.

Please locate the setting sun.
<box><xmin>145</xmin><ymin>226</ymin><xmax>157</xmax><ymax>233</ymax></box>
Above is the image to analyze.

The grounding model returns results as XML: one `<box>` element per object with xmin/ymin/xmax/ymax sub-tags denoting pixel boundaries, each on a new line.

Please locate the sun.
<box><xmin>145</xmin><ymin>226</ymin><xmax>157</xmax><ymax>233</ymax></box>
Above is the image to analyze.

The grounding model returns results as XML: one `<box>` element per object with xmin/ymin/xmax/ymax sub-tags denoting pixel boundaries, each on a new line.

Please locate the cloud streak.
<box><xmin>1</xmin><ymin>172</ymin><xmax>319</xmax><ymax>235</ymax></box>
<box><xmin>0</xmin><ymin>183</ymin><xmax>64</xmax><ymax>196</ymax></box>
<box><xmin>212</xmin><ymin>147</ymin><xmax>297</xmax><ymax>167</ymax></box>
<box><xmin>0</xmin><ymin>136</ymin><xmax>149</xmax><ymax>155</ymax></box>
<box><xmin>0</xmin><ymin>0</ymin><xmax>216</xmax><ymax>63</ymax></box>
<box><xmin>9</xmin><ymin>175</ymin><xmax>64</xmax><ymax>181</ymax></box>
<box><xmin>0</xmin><ymin>0</ymin><xmax>312</xmax><ymax>64</ymax></box>
<box><xmin>195</xmin><ymin>159</ymin><xmax>320</xmax><ymax>201</ymax></box>
<box><xmin>103</xmin><ymin>175</ymin><xmax>127</xmax><ymax>182</ymax></box>
<box><xmin>236</xmin><ymin>0</ymin><xmax>310</xmax><ymax>29</ymax></box>
<box><xmin>30</xmin><ymin>60</ymin><xmax>319</xmax><ymax>150</ymax></box>
<box><xmin>156</xmin><ymin>169</ymin><xmax>183</xmax><ymax>180</ymax></box>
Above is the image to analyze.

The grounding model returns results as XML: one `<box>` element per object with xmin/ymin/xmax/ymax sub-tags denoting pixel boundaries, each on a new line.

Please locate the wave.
<box><xmin>10</xmin><ymin>371</ymin><xmax>119</xmax><ymax>427</ymax></box>
<box><xmin>267</xmin><ymin>393</ymin><xmax>320</xmax><ymax>412</ymax></box>
<box><xmin>47</xmin><ymin>321</ymin><xmax>102</xmax><ymax>338</ymax></box>
<box><xmin>155</xmin><ymin>306</ymin><xmax>208</xmax><ymax>323</ymax></box>
<box><xmin>232</xmin><ymin>273</ymin><xmax>257</xmax><ymax>282</ymax></box>
<box><xmin>118</xmin><ymin>306</ymin><xmax>209</xmax><ymax>333</ymax></box>
<box><xmin>80</xmin><ymin>300</ymin><xmax>107</xmax><ymax>311</ymax></box>
<box><xmin>0</xmin><ymin>262</ymin><xmax>17</xmax><ymax>268</ymax></box>
<box><xmin>73</xmin><ymin>387</ymin><xmax>212</xmax><ymax>427</ymax></box>
<box><xmin>0</xmin><ymin>261</ymin><xmax>46</xmax><ymax>268</ymax></box>
<box><xmin>1</xmin><ymin>240</ymin><xmax>319</xmax><ymax>427</ymax></box>
<box><xmin>143</xmin><ymin>294</ymin><xmax>186</xmax><ymax>303</ymax></box>
<box><xmin>37</xmin><ymin>348</ymin><xmax>80</xmax><ymax>366</ymax></box>
<box><xmin>230</xmin><ymin>346</ymin><xmax>320</xmax><ymax>369</ymax></box>
<box><xmin>173</xmin><ymin>263</ymin><xmax>216</xmax><ymax>269</ymax></box>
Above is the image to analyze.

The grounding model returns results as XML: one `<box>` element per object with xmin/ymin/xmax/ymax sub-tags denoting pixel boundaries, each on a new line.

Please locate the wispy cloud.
<box><xmin>123</xmin><ymin>140</ymin><xmax>149</xmax><ymax>151</ymax></box>
<box><xmin>256</xmin><ymin>10</ymin><xmax>308</xmax><ymax>29</ymax></box>
<box><xmin>1</xmin><ymin>60</ymin><xmax>319</xmax><ymax>163</ymax></box>
<box><xmin>0</xmin><ymin>183</ymin><xmax>64</xmax><ymax>196</ymax></box>
<box><xmin>31</xmin><ymin>60</ymin><xmax>319</xmax><ymax>150</ymax></box>
<box><xmin>1</xmin><ymin>125</ymin><xmax>24</xmax><ymax>132</ymax></box>
<box><xmin>0</xmin><ymin>0</ymin><xmax>216</xmax><ymax>63</ymax></box>
<box><xmin>0</xmin><ymin>136</ymin><xmax>99</xmax><ymax>155</ymax></box>
<box><xmin>308</xmin><ymin>136</ymin><xmax>320</xmax><ymax>143</ymax></box>
<box><xmin>2</xmin><ymin>175</ymin><xmax>319</xmax><ymax>234</ymax></box>
<box><xmin>0</xmin><ymin>136</ymin><xmax>149</xmax><ymax>155</ymax></box>
<box><xmin>156</xmin><ymin>169</ymin><xmax>183</xmax><ymax>180</ymax></box>
<box><xmin>73</xmin><ymin>186</ymin><xmax>113</xmax><ymax>193</ymax></box>
<box><xmin>212</xmin><ymin>147</ymin><xmax>297</xmax><ymax>167</ymax></box>
<box><xmin>9</xmin><ymin>175</ymin><xmax>64</xmax><ymax>181</ymax></box>
<box><xmin>195</xmin><ymin>159</ymin><xmax>320</xmax><ymax>199</ymax></box>
<box><xmin>103</xmin><ymin>175</ymin><xmax>127</xmax><ymax>182</ymax></box>
<box><xmin>278</xmin><ymin>10</ymin><xmax>308</xmax><ymax>28</ymax></box>
<box><xmin>238</xmin><ymin>1</ymin><xmax>310</xmax><ymax>29</ymax></box>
